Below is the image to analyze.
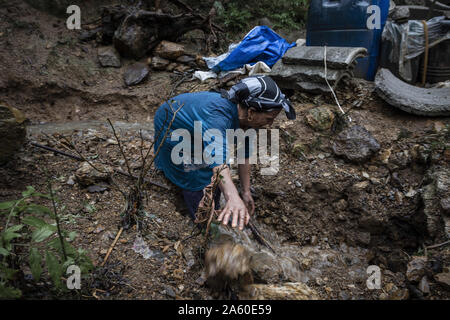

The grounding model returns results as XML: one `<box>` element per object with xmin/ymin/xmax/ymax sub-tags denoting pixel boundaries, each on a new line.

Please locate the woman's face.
<box><xmin>246</xmin><ymin>108</ymin><xmax>282</xmax><ymax>129</ymax></box>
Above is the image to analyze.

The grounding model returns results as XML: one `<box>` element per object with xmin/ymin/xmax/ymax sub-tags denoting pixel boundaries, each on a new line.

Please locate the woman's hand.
<box><xmin>217</xmin><ymin>195</ymin><xmax>250</xmax><ymax>231</ymax></box>
<box><xmin>242</xmin><ymin>191</ymin><xmax>255</xmax><ymax>216</ymax></box>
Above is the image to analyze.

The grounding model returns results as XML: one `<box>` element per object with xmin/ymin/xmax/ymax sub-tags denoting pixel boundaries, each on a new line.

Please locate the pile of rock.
<box><xmin>149</xmin><ymin>40</ymin><xmax>205</xmax><ymax>73</ymax></box>
<box><xmin>97</xmin><ymin>40</ymin><xmax>207</xmax><ymax>86</ymax></box>
<box><xmin>270</xmin><ymin>46</ymin><xmax>367</xmax><ymax>93</ymax></box>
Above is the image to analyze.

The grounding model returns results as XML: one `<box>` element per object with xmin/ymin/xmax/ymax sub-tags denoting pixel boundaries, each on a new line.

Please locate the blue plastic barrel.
<box><xmin>306</xmin><ymin>0</ymin><xmax>390</xmax><ymax>81</ymax></box>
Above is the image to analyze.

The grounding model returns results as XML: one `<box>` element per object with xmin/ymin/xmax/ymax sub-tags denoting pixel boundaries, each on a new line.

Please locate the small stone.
<box><xmin>440</xmin><ymin>197</ymin><xmax>450</xmax><ymax>215</ymax></box>
<box><xmin>150</xmin><ymin>56</ymin><xmax>170</xmax><ymax>70</ymax></box>
<box><xmin>154</xmin><ymin>41</ymin><xmax>185</xmax><ymax>60</ymax></box>
<box><xmin>174</xmin><ymin>64</ymin><xmax>190</xmax><ymax>73</ymax></box>
<box><xmin>75</xmin><ymin>162</ymin><xmax>112</xmax><ymax>187</ymax></box>
<box><xmin>300</xmin><ymin>258</ymin><xmax>312</xmax><ymax>270</ymax></box>
<box><xmin>355</xmin><ymin>232</ymin><xmax>371</xmax><ymax>245</ymax></box>
<box><xmin>405</xmin><ymin>188</ymin><xmax>417</xmax><ymax>198</ymax></box>
<box><xmin>434</xmin><ymin>272</ymin><xmax>450</xmax><ymax>289</ymax></box>
<box><xmin>333</xmin><ymin>199</ymin><xmax>348</xmax><ymax>211</ymax></box>
<box><xmin>305</xmin><ymin>106</ymin><xmax>335</xmax><ymax>131</ymax></box>
<box><xmin>100</xmin><ymin>249</ymin><xmax>107</xmax><ymax>255</ymax></box>
<box><xmin>310</xmin><ymin>235</ymin><xmax>318</xmax><ymax>245</ymax></box>
<box><xmin>406</xmin><ymin>256</ymin><xmax>428</xmax><ymax>283</ymax></box>
<box><xmin>353</xmin><ymin>181</ymin><xmax>369</xmax><ymax>190</ymax></box>
<box><xmin>123</xmin><ymin>62</ymin><xmax>150</xmax><ymax>86</ymax></box>
<box><xmin>66</xmin><ymin>176</ymin><xmax>76</xmax><ymax>185</ymax></box>
<box><xmin>93</xmin><ymin>226</ymin><xmax>105</xmax><ymax>234</ymax></box>
<box><xmin>164</xmin><ymin>285</ymin><xmax>176</xmax><ymax>298</ymax></box>
<box><xmin>97</xmin><ymin>46</ymin><xmax>121</xmax><ymax>68</ymax></box>
<box><xmin>166</xmin><ymin>62</ymin><xmax>178</xmax><ymax>72</ymax></box>
<box><xmin>418</xmin><ymin>276</ymin><xmax>430</xmax><ymax>294</ymax></box>
<box><xmin>176</xmin><ymin>55</ymin><xmax>195</xmax><ymax>65</ymax></box>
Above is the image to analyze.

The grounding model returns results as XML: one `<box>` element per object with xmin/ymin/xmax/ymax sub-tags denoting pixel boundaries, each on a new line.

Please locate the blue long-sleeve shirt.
<box><xmin>154</xmin><ymin>91</ymin><xmax>249</xmax><ymax>191</ymax></box>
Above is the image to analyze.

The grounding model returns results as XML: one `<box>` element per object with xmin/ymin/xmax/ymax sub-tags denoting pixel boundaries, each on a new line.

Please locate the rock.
<box><xmin>123</xmin><ymin>63</ymin><xmax>149</xmax><ymax>86</ymax></box>
<box><xmin>150</xmin><ymin>56</ymin><xmax>170</xmax><ymax>70</ymax></box>
<box><xmin>205</xmin><ymin>242</ymin><xmax>253</xmax><ymax>291</ymax></box>
<box><xmin>300</xmin><ymin>258</ymin><xmax>312</xmax><ymax>270</ymax></box>
<box><xmin>240</xmin><ymin>282</ymin><xmax>319</xmax><ymax>300</ymax></box>
<box><xmin>97</xmin><ymin>47</ymin><xmax>121</xmax><ymax>68</ymax></box>
<box><xmin>0</xmin><ymin>104</ymin><xmax>26</xmax><ymax>164</ymax></box>
<box><xmin>406</xmin><ymin>256</ymin><xmax>428</xmax><ymax>283</ymax></box>
<box><xmin>434</xmin><ymin>272</ymin><xmax>450</xmax><ymax>289</ymax></box>
<box><xmin>411</xmin><ymin>144</ymin><xmax>430</xmax><ymax>164</ymax></box>
<box><xmin>176</xmin><ymin>55</ymin><xmax>196</xmax><ymax>65</ymax></box>
<box><xmin>113</xmin><ymin>22</ymin><xmax>152</xmax><ymax>59</ymax></box>
<box><xmin>332</xmin><ymin>125</ymin><xmax>380</xmax><ymax>163</ymax></box>
<box><xmin>305</xmin><ymin>106</ymin><xmax>335</xmax><ymax>131</ymax></box>
<box><xmin>421</xmin><ymin>166</ymin><xmax>450</xmax><ymax>238</ymax></box>
<box><xmin>418</xmin><ymin>276</ymin><xmax>430</xmax><ymax>294</ymax></box>
<box><xmin>333</xmin><ymin>199</ymin><xmax>348</xmax><ymax>211</ymax></box>
<box><xmin>164</xmin><ymin>285</ymin><xmax>176</xmax><ymax>298</ymax></box>
<box><xmin>355</xmin><ymin>232</ymin><xmax>371</xmax><ymax>245</ymax></box>
<box><xmin>166</xmin><ymin>62</ymin><xmax>178</xmax><ymax>72</ymax></box>
<box><xmin>87</xmin><ymin>183</ymin><xmax>109</xmax><ymax>193</ymax></box>
<box><xmin>174</xmin><ymin>64</ymin><xmax>190</xmax><ymax>73</ymax></box>
<box><xmin>66</xmin><ymin>176</ymin><xmax>76</xmax><ymax>185</ymax></box>
<box><xmin>75</xmin><ymin>162</ymin><xmax>112</xmax><ymax>187</ymax></box>
<box><xmin>154</xmin><ymin>41</ymin><xmax>185</xmax><ymax>60</ymax></box>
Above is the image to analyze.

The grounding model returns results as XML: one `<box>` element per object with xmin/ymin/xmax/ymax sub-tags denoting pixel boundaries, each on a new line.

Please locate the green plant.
<box><xmin>0</xmin><ymin>185</ymin><xmax>93</xmax><ymax>298</ymax></box>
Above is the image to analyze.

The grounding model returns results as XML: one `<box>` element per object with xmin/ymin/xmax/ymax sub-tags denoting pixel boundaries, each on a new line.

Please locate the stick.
<box><xmin>30</xmin><ymin>142</ymin><xmax>169</xmax><ymax>190</ymax></box>
<box><xmin>101</xmin><ymin>227</ymin><xmax>124</xmax><ymax>267</ymax></box>
<box><xmin>30</xmin><ymin>142</ymin><xmax>83</xmax><ymax>161</ymax></box>
<box><xmin>114</xmin><ymin>168</ymin><xmax>170</xmax><ymax>190</ymax></box>
<box><xmin>426</xmin><ymin>240</ymin><xmax>450</xmax><ymax>250</ymax></box>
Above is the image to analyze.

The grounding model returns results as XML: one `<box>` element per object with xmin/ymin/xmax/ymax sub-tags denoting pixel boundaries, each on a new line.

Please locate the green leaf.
<box><xmin>0</xmin><ymin>201</ymin><xmax>16</xmax><ymax>211</ymax></box>
<box><xmin>31</xmin><ymin>225</ymin><xmax>56</xmax><ymax>243</ymax></box>
<box><xmin>3</xmin><ymin>225</ymin><xmax>23</xmax><ymax>242</ymax></box>
<box><xmin>0</xmin><ymin>247</ymin><xmax>9</xmax><ymax>256</ymax></box>
<box><xmin>23</xmin><ymin>216</ymin><xmax>47</xmax><ymax>228</ymax></box>
<box><xmin>68</xmin><ymin>231</ymin><xmax>77</xmax><ymax>241</ymax></box>
<box><xmin>47</xmin><ymin>238</ymin><xmax>77</xmax><ymax>257</ymax></box>
<box><xmin>23</xmin><ymin>204</ymin><xmax>52</xmax><ymax>215</ymax></box>
<box><xmin>0</xmin><ymin>284</ymin><xmax>22</xmax><ymax>299</ymax></box>
<box><xmin>6</xmin><ymin>224</ymin><xmax>23</xmax><ymax>233</ymax></box>
<box><xmin>46</xmin><ymin>251</ymin><xmax>62</xmax><ymax>289</ymax></box>
<box><xmin>22</xmin><ymin>186</ymin><xmax>36</xmax><ymax>197</ymax></box>
<box><xmin>29</xmin><ymin>247</ymin><xmax>42</xmax><ymax>281</ymax></box>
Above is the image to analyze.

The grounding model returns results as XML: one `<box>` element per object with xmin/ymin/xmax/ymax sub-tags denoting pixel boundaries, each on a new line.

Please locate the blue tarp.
<box><xmin>211</xmin><ymin>26</ymin><xmax>296</xmax><ymax>72</ymax></box>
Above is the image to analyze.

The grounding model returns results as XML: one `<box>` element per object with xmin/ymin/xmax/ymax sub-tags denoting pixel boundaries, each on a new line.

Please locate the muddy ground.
<box><xmin>0</xmin><ymin>1</ymin><xmax>449</xmax><ymax>300</ymax></box>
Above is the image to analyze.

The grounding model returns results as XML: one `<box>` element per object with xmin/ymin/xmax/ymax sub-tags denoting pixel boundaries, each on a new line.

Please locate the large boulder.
<box><xmin>113</xmin><ymin>22</ymin><xmax>152</xmax><ymax>60</ymax></box>
<box><xmin>0</xmin><ymin>105</ymin><xmax>26</xmax><ymax>165</ymax></box>
<box><xmin>332</xmin><ymin>125</ymin><xmax>380</xmax><ymax>163</ymax></box>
